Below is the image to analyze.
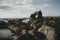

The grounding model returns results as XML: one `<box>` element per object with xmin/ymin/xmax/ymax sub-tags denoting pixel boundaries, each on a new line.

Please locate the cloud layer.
<box><xmin>0</xmin><ymin>0</ymin><xmax>60</xmax><ymax>18</ymax></box>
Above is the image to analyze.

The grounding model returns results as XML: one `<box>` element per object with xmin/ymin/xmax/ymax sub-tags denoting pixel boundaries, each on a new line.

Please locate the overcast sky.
<box><xmin>0</xmin><ymin>0</ymin><xmax>60</xmax><ymax>18</ymax></box>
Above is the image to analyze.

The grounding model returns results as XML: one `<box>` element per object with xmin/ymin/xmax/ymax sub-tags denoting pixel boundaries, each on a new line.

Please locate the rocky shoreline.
<box><xmin>0</xmin><ymin>10</ymin><xmax>60</xmax><ymax>40</ymax></box>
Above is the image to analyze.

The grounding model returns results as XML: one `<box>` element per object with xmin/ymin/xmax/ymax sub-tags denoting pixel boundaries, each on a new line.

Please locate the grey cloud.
<box><xmin>0</xmin><ymin>6</ymin><xmax>13</xmax><ymax>11</ymax></box>
<box><xmin>0</xmin><ymin>0</ymin><xmax>4</xmax><ymax>4</ymax></box>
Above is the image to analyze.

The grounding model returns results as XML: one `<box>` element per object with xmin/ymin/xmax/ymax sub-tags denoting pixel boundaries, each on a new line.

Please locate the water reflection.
<box><xmin>0</xmin><ymin>29</ymin><xmax>13</xmax><ymax>38</ymax></box>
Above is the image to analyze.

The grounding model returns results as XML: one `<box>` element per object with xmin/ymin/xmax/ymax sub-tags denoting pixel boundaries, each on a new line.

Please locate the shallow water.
<box><xmin>0</xmin><ymin>29</ymin><xmax>13</xmax><ymax>38</ymax></box>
